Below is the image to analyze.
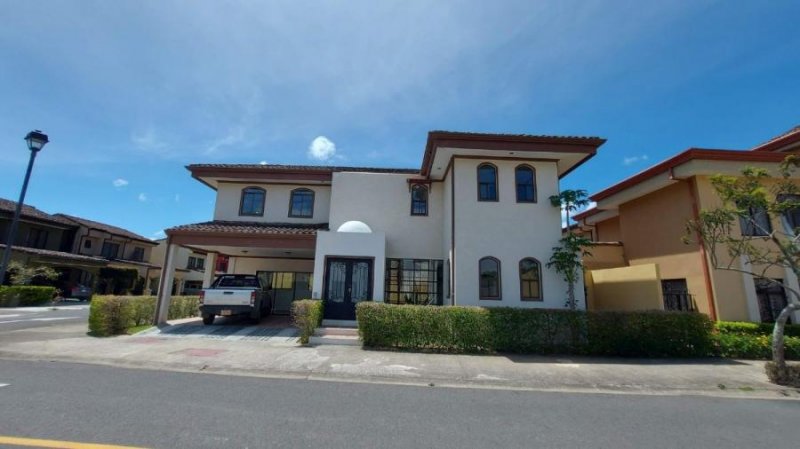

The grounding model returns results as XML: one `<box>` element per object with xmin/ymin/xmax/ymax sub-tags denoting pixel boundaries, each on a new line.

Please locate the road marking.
<box><xmin>0</xmin><ymin>314</ymin><xmax>21</xmax><ymax>319</ymax></box>
<box><xmin>0</xmin><ymin>435</ymin><xmax>147</xmax><ymax>448</ymax></box>
<box><xmin>0</xmin><ymin>383</ymin><xmax>9</xmax><ymax>388</ymax></box>
<box><xmin>0</xmin><ymin>317</ymin><xmax>77</xmax><ymax>324</ymax></box>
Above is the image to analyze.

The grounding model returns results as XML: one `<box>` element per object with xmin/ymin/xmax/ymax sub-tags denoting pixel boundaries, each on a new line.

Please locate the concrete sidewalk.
<box><xmin>0</xmin><ymin>323</ymin><xmax>796</xmax><ymax>400</ymax></box>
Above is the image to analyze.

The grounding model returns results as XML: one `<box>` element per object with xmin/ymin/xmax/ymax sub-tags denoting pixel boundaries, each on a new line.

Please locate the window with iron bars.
<box><xmin>385</xmin><ymin>258</ymin><xmax>443</xmax><ymax>305</ymax></box>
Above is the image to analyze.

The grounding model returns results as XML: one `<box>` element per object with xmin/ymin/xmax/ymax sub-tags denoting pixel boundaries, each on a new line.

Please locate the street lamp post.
<box><xmin>0</xmin><ymin>130</ymin><xmax>49</xmax><ymax>285</ymax></box>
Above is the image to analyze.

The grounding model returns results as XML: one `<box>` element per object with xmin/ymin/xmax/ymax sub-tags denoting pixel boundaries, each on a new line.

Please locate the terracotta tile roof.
<box><xmin>751</xmin><ymin>125</ymin><xmax>800</xmax><ymax>152</ymax></box>
<box><xmin>427</xmin><ymin>130</ymin><xmax>606</xmax><ymax>144</ymax></box>
<box><xmin>167</xmin><ymin>221</ymin><xmax>329</xmax><ymax>235</ymax></box>
<box><xmin>0</xmin><ymin>244</ymin><xmax>106</xmax><ymax>264</ymax></box>
<box><xmin>54</xmin><ymin>213</ymin><xmax>155</xmax><ymax>244</ymax></box>
<box><xmin>0</xmin><ymin>198</ymin><xmax>76</xmax><ymax>227</ymax></box>
<box><xmin>187</xmin><ymin>164</ymin><xmax>420</xmax><ymax>174</ymax></box>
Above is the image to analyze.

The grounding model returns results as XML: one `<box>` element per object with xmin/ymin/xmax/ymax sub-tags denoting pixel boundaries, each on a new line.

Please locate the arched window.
<box><xmin>519</xmin><ymin>258</ymin><xmax>542</xmax><ymax>301</ymax></box>
<box><xmin>289</xmin><ymin>188</ymin><xmax>315</xmax><ymax>218</ymax></box>
<box><xmin>410</xmin><ymin>184</ymin><xmax>428</xmax><ymax>216</ymax></box>
<box><xmin>515</xmin><ymin>165</ymin><xmax>536</xmax><ymax>203</ymax></box>
<box><xmin>239</xmin><ymin>187</ymin><xmax>265</xmax><ymax>216</ymax></box>
<box><xmin>479</xmin><ymin>257</ymin><xmax>501</xmax><ymax>300</ymax></box>
<box><xmin>477</xmin><ymin>164</ymin><xmax>498</xmax><ymax>201</ymax></box>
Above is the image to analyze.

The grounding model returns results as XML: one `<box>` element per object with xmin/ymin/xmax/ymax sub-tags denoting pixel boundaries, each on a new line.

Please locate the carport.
<box><xmin>154</xmin><ymin>221</ymin><xmax>326</xmax><ymax>325</ymax></box>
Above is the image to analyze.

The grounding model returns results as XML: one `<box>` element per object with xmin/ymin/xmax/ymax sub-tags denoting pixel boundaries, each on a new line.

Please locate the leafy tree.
<box><xmin>7</xmin><ymin>261</ymin><xmax>59</xmax><ymax>286</ymax></box>
<box><xmin>548</xmin><ymin>189</ymin><xmax>593</xmax><ymax>309</ymax></box>
<box><xmin>686</xmin><ymin>155</ymin><xmax>800</xmax><ymax>371</ymax></box>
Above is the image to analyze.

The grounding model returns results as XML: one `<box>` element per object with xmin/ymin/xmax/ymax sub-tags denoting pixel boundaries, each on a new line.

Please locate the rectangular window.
<box><xmin>778</xmin><ymin>194</ymin><xmax>800</xmax><ymax>233</ymax></box>
<box><xmin>215</xmin><ymin>255</ymin><xmax>229</xmax><ymax>273</ymax></box>
<box><xmin>410</xmin><ymin>185</ymin><xmax>428</xmax><ymax>216</ymax></box>
<box><xmin>239</xmin><ymin>187</ymin><xmax>266</xmax><ymax>216</ymax></box>
<box><xmin>289</xmin><ymin>189</ymin><xmax>314</xmax><ymax>218</ymax></box>
<box><xmin>384</xmin><ymin>259</ymin><xmax>443</xmax><ymax>305</ymax></box>
<box><xmin>187</xmin><ymin>256</ymin><xmax>205</xmax><ymax>270</ymax></box>
<box><xmin>755</xmin><ymin>279</ymin><xmax>791</xmax><ymax>324</ymax></box>
<box><xmin>661</xmin><ymin>279</ymin><xmax>694</xmax><ymax>312</ymax></box>
<box><xmin>739</xmin><ymin>205</ymin><xmax>771</xmax><ymax>236</ymax></box>
<box><xmin>101</xmin><ymin>241</ymin><xmax>120</xmax><ymax>259</ymax></box>
<box><xmin>130</xmin><ymin>247</ymin><xmax>144</xmax><ymax>262</ymax></box>
<box><xmin>26</xmin><ymin>228</ymin><xmax>49</xmax><ymax>249</ymax></box>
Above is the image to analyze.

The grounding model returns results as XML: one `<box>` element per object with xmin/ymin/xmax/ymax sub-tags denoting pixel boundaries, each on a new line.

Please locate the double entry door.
<box><xmin>324</xmin><ymin>258</ymin><xmax>372</xmax><ymax>320</ymax></box>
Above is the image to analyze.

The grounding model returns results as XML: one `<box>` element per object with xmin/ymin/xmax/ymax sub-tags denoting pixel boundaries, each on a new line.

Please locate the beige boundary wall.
<box><xmin>588</xmin><ymin>263</ymin><xmax>664</xmax><ymax>312</ymax></box>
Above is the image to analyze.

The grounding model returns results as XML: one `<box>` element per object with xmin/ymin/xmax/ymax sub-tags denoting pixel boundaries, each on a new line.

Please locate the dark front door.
<box><xmin>324</xmin><ymin>258</ymin><xmax>372</xmax><ymax>320</ymax></box>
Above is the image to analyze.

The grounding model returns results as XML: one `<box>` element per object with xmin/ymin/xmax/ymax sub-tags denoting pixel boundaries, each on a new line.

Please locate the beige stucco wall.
<box><xmin>589</xmin><ymin>263</ymin><xmax>663</xmax><ymax>311</ymax></box>
<box><xmin>595</xmin><ymin>216</ymin><xmax>621</xmax><ymax>242</ymax></box>
<box><xmin>583</xmin><ymin>243</ymin><xmax>626</xmax><ymax>270</ymax></box>
<box><xmin>213</xmin><ymin>182</ymin><xmax>332</xmax><ymax>224</ymax></box>
<box><xmin>229</xmin><ymin>256</ymin><xmax>314</xmax><ymax>275</ymax></box>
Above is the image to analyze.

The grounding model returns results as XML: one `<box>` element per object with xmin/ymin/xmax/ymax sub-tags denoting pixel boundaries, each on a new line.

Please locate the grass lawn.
<box><xmin>127</xmin><ymin>325</ymin><xmax>154</xmax><ymax>335</ymax></box>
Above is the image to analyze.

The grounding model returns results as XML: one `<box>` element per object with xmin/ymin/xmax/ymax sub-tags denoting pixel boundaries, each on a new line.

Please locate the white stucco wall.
<box><xmin>328</xmin><ymin>172</ymin><xmax>443</xmax><ymax>260</ymax></box>
<box><xmin>229</xmin><ymin>256</ymin><xmax>315</xmax><ymax>275</ymax></box>
<box><xmin>312</xmin><ymin>230</ymin><xmax>386</xmax><ymax>301</ymax></box>
<box><xmin>451</xmin><ymin>158</ymin><xmax>582</xmax><ymax>309</ymax></box>
<box><xmin>442</xmin><ymin>171</ymin><xmax>453</xmax><ymax>305</ymax></box>
<box><xmin>213</xmin><ymin>182</ymin><xmax>331</xmax><ymax>224</ymax></box>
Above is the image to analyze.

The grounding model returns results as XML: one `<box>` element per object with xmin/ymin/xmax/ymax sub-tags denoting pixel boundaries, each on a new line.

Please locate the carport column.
<box><xmin>154</xmin><ymin>239</ymin><xmax>178</xmax><ymax>325</ymax></box>
<box><xmin>202</xmin><ymin>252</ymin><xmax>217</xmax><ymax>288</ymax></box>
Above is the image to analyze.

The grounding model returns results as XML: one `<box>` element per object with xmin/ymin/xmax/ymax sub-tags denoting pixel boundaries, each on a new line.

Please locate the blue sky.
<box><xmin>1</xmin><ymin>1</ymin><xmax>798</xmax><ymax>239</ymax></box>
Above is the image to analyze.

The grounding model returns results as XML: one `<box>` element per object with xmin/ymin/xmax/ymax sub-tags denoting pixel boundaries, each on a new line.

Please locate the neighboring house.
<box><xmin>574</xmin><ymin>125</ymin><xmax>800</xmax><ymax>324</ymax></box>
<box><xmin>0</xmin><ymin>198</ymin><xmax>105</xmax><ymax>292</ymax></box>
<box><xmin>154</xmin><ymin>131</ymin><xmax>606</xmax><ymax>323</ymax></box>
<box><xmin>0</xmin><ymin>198</ymin><xmax>159</xmax><ymax>296</ymax></box>
<box><xmin>149</xmin><ymin>239</ymin><xmax>208</xmax><ymax>295</ymax></box>
<box><xmin>54</xmin><ymin>213</ymin><xmax>159</xmax><ymax>282</ymax></box>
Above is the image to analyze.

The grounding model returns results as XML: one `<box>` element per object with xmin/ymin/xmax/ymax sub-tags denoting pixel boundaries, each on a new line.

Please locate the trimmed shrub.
<box><xmin>766</xmin><ymin>362</ymin><xmax>800</xmax><ymax>387</ymax></box>
<box><xmin>588</xmin><ymin>311</ymin><xmax>714</xmax><ymax>357</ymax></box>
<box><xmin>89</xmin><ymin>295</ymin><xmax>200</xmax><ymax>336</ymax></box>
<box><xmin>356</xmin><ymin>303</ymin><xmax>715</xmax><ymax>357</ymax></box>
<box><xmin>292</xmin><ymin>300</ymin><xmax>324</xmax><ymax>345</ymax></box>
<box><xmin>716</xmin><ymin>321</ymin><xmax>800</xmax><ymax>338</ymax></box>
<box><xmin>0</xmin><ymin>285</ymin><xmax>56</xmax><ymax>307</ymax></box>
<box><xmin>713</xmin><ymin>333</ymin><xmax>800</xmax><ymax>360</ymax></box>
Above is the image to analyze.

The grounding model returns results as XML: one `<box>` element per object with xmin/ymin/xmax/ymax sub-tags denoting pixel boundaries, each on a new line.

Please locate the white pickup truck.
<box><xmin>199</xmin><ymin>274</ymin><xmax>272</xmax><ymax>325</ymax></box>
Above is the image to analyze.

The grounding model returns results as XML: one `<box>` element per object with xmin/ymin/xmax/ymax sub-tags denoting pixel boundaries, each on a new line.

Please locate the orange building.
<box><xmin>575</xmin><ymin>126</ymin><xmax>800</xmax><ymax>323</ymax></box>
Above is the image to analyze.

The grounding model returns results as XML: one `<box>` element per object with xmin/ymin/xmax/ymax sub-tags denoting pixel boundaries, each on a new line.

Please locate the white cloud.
<box><xmin>308</xmin><ymin>136</ymin><xmax>337</xmax><ymax>161</ymax></box>
<box><xmin>623</xmin><ymin>155</ymin><xmax>649</xmax><ymax>166</ymax></box>
<box><xmin>152</xmin><ymin>230</ymin><xmax>166</xmax><ymax>239</ymax></box>
<box><xmin>131</xmin><ymin>127</ymin><xmax>169</xmax><ymax>156</ymax></box>
<box><xmin>112</xmin><ymin>178</ymin><xmax>129</xmax><ymax>188</ymax></box>
<box><xmin>138</xmin><ymin>193</ymin><xmax>148</xmax><ymax>202</ymax></box>
<box><xmin>259</xmin><ymin>160</ymin><xmax>268</xmax><ymax>165</ymax></box>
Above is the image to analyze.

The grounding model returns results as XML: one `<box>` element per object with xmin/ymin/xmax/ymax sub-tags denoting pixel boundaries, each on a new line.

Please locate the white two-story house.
<box><xmin>155</xmin><ymin>131</ymin><xmax>605</xmax><ymax>323</ymax></box>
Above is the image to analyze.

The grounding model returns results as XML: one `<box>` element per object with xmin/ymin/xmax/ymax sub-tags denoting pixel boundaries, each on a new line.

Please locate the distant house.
<box><xmin>153</xmin><ymin>131</ymin><xmax>606</xmax><ymax>323</ymax></box>
<box><xmin>0</xmin><ymin>198</ymin><xmax>158</xmax><ymax>296</ymax></box>
<box><xmin>149</xmin><ymin>239</ymin><xmax>208</xmax><ymax>295</ymax></box>
<box><xmin>574</xmin><ymin>125</ymin><xmax>800</xmax><ymax>324</ymax></box>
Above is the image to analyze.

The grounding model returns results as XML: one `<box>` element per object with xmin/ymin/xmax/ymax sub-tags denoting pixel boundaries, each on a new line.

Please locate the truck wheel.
<box><xmin>202</xmin><ymin>314</ymin><xmax>215</xmax><ymax>325</ymax></box>
<box><xmin>249</xmin><ymin>309</ymin><xmax>261</xmax><ymax>323</ymax></box>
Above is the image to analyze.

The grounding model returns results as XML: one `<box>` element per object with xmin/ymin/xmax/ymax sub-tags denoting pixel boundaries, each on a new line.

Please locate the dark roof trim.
<box><xmin>751</xmin><ymin>126</ymin><xmax>800</xmax><ymax>152</ymax></box>
<box><xmin>591</xmin><ymin>148</ymin><xmax>789</xmax><ymax>202</ymax></box>
<box><xmin>421</xmin><ymin>131</ymin><xmax>606</xmax><ymax>178</ymax></box>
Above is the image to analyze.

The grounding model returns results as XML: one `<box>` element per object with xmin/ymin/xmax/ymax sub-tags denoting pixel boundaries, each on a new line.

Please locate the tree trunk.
<box><xmin>567</xmin><ymin>279</ymin><xmax>576</xmax><ymax>310</ymax></box>
<box><xmin>772</xmin><ymin>303</ymin><xmax>798</xmax><ymax>368</ymax></box>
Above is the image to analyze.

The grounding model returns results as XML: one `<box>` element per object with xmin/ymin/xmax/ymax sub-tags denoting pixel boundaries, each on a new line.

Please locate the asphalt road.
<box><xmin>0</xmin><ymin>303</ymin><xmax>89</xmax><ymax>343</ymax></box>
<box><xmin>0</xmin><ymin>360</ymin><xmax>797</xmax><ymax>449</ymax></box>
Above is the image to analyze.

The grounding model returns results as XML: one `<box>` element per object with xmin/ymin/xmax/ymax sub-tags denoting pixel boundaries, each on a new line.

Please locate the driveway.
<box><xmin>141</xmin><ymin>314</ymin><xmax>299</xmax><ymax>343</ymax></box>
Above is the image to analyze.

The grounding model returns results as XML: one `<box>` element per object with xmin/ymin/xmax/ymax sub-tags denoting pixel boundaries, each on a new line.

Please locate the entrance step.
<box><xmin>310</xmin><ymin>327</ymin><xmax>360</xmax><ymax>346</ymax></box>
<box><xmin>321</xmin><ymin>319</ymin><xmax>357</xmax><ymax>328</ymax></box>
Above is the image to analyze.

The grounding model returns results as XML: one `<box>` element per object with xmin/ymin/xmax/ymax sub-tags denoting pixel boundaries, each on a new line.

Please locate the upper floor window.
<box><xmin>739</xmin><ymin>204</ymin><xmax>771</xmax><ymax>236</ymax></box>
<box><xmin>777</xmin><ymin>194</ymin><xmax>800</xmax><ymax>234</ymax></box>
<box><xmin>130</xmin><ymin>247</ymin><xmax>144</xmax><ymax>262</ymax></box>
<box><xmin>101</xmin><ymin>241</ymin><xmax>120</xmax><ymax>259</ymax></box>
<box><xmin>479</xmin><ymin>256</ymin><xmax>501</xmax><ymax>300</ymax></box>
<box><xmin>410</xmin><ymin>184</ymin><xmax>428</xmax><ymax>216</ymax></box>
<box><xmin>239</xmin><ymin>187</ymin><xmax>265</xmax><ymax>216</ymax></box>
<box><xmin>519</xmin><ymin>258</ymin><xmax>542</xmax><ymax>301</ymax></box>
<box><xmin>289</xmin><ymin>188</ymin><xmax>314</xmax><ymax>218</ymax></box>
<box><xmin>477</xmin><ymin>164</ymin><xmax>498</xmax><ymax>201</ymax></box>
<box><xmin>26</xmin><ymin>228</ymin><xmax>48</xmax><ymax>249</ymax></box>
<box><xmin>83</xmin><ymin>239</ymin><xmax>92</xmax><ymax>249</ymax></box>
<box><xmin>188</xmin><ymin>256</ymin><xmax>205</xmax><ymax>270</ymax></box>
<box><xmin>515</xmin><ymin>165</ymin><xmax>536</xmax><ymax>203</ymax></box>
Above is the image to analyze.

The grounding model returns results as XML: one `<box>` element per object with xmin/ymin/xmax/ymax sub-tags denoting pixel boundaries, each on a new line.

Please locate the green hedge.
<box><xmin>356</xmin><ymin>303</ymin><xmax>715</xmax><ymax>357</ymax></box>
<box><xmin>0</xmin><ymin>286</ymin><xmax>56</xmax><ymax>307</ymax></box>
<box><xmin>89</xmin><ymin>295</ymin><xmax>200</xmax><ymax>336</ymax></box>
<box><xmin>291</xmin><ymin>300</ymin><xmax>324</xmax><ymax>345</ymax></box>
<box><xmin>713</xmin><ymin>333</ymin><xmax>800</xmax><ymax>360</ymax></box>
<box><xmin>716</xmin><ymin>320</ymin><xmax>800</xmax><ymax>338</ymax></box>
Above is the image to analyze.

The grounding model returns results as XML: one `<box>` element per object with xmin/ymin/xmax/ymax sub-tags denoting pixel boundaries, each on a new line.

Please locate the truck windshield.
<box><xmin>214</xmin><ymin>276</ymin><xmax>260</xmax><ymax>288</ymax></box>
